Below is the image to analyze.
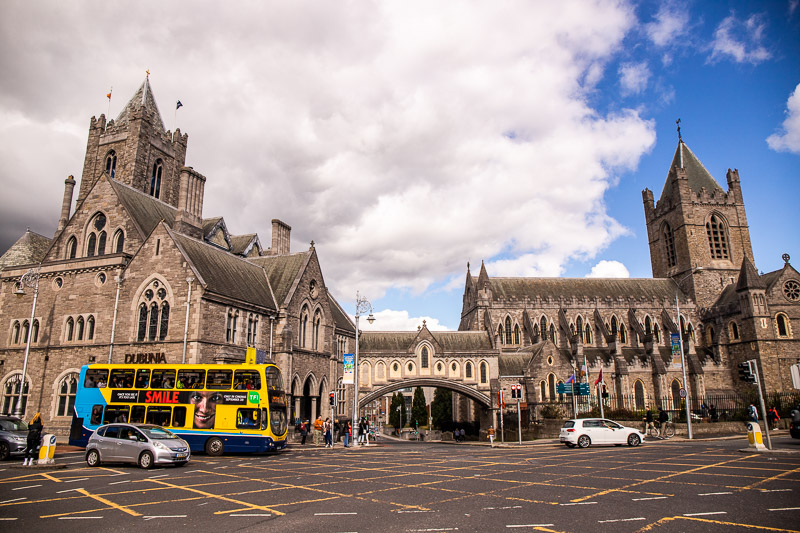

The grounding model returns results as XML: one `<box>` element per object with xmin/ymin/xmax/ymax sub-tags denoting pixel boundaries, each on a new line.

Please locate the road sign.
<box><xmin>679</xmin><ymin>388</ymin><xmax>686</xmax><ymax>398</ymax></box>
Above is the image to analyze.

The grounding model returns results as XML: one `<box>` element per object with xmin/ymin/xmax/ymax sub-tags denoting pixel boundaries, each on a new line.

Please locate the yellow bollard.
<box><xmin>746</xmin><ymin>422</ymin><xmax>766</xmax><ymax>451</ymax></box>
<box><xmin>37</xmin><ymin>434</ymin><xmax>57</xmax><ymax>465</ymax></box>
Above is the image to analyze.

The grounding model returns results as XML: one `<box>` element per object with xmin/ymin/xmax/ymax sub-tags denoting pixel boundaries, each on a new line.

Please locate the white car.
<box><xmin>559</xmin><ymin>418</ymin><xmax>645</xmax><ymax>448</ymax></box>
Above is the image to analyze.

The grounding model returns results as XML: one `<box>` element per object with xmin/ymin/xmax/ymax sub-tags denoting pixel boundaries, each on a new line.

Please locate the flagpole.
<box><xmin>105</xmin><ymin>87</ymin><xmax>112</xmax><ymax>132</ymax></box>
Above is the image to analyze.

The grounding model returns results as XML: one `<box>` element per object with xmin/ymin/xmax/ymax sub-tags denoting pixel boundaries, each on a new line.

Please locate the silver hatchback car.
<box><xmin>86</xmin><ymin>423</ymin><xmax>190</xmax><ymax>468</ymax></box>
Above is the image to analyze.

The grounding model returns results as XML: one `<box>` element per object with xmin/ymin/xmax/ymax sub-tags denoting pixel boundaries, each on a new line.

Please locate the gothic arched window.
<box><xmin>480</xmin><ymin>362</ymin><xmax>488</xmax><ymax>384</ymax></box>
<box><xmin>514</xmin><ymin>324</ymin><xmax>520</xmax><ymax>344</ymax></box>
<box><xmin>549</xmin><ymin>323</ymin><xmax>556</xmax><ymax>343</ymax></box>
<box><xmin>87</xmin><ymin>315</ymin><xmax>95</xmax><ymax>340</ymax></box>
<box><xmin>76</xmin><ymin>316</ymin><xmax>85</xmax><ymax>341</ymax></box>
<box><xmin>421</xmin><ymin>346</ymin><xmax>429</xmax><ymax>368</ymax></box>
<box><xmin>105</xmin><ymin>150</ymin><xmax>117</xmax><ymax>178</ymax></box>
<box><xmin>159</xmin><ymin>303</ymin><xmax>170</xmax><ymax>341</ymax></box>
<box><xmin>1</xmin><ymin>374</ymin><xmax>29</xmax><ymax>415</ymax></box>
<box><xmin>66</xmin><ymin>316</ymin><xmax>74</xmax><ymax>341</ymax></box>
<box><xmin>540</xmin><ymin>317</ymin><xmax>547</xmax><ymax>339</ymax></box>
<box><xmin>465</xmin><ymin>362</ymin><xmax>473</xmax><ymax>379</ymax></box>
<box><xmin>137</xmin><ymin>303</ymin><xmax>148</xmax><ymax>341</ymax></box>
<box><xmin>150</xmin><ymin>159</ymin><xmax>163</xmax><ymax>199</ymax></box>
<box><xmin>66</xmin><ymin>236</ymin><xmax>77</xmax><ymax>259</ymax></box>
<box><xmin>505</xmin><ymin>317</ymin><xmax>512</xmax><ymax>345</ymax></box>
<box><xmin>56</xmin><ymin>372</ymin><xmax>79</xmax><ymax>417</ymax></box>
<box><xmin>585</xmin><ymin>324</ymin><xmax>592</xmax><ymax>344</ymax></box>
<box><xmin>136</xmin><ymin>279</ymin><xmax>171</xmax><ymax>343</ymax></box>
<box><xmin>86</xmin><ymin>233</ymin><xmax>97</xmax><ymax>257</ymax></box>
<box><xmin>706</xmin><ymin>214</ymin><xmax>729</xmax><ymax>259</ymax></box>
<box><xmin>576</xmin><ymin>316</ymin><xmax>583</xmax><ymax>341</ymax></box>
<box><xmin>113</xmin><ymin>230</ymin><xmax>124</xmax><ymax>254</ymax></box>
<box><xmin>663</xmin><ymin>222</ymin><xmax>677</xmax><ymax>267</ymax></box>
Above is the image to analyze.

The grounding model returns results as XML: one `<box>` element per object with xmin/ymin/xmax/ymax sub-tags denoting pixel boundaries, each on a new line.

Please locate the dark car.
<box><xmin>0</xmin><ymin>416</ymin><xmax>29</xmax><ymax>460</ymax></box>
<box><xmin>790</xmin><ymin>409</ymin><xmax>800</xmax><ymax>439</ymax></box>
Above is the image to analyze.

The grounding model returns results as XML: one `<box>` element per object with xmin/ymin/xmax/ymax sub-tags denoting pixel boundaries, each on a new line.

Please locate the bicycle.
<box><xmin>642</xmin><ymin>419</ymin><xmax>660</xmax><ymax>439</ymax></box>
<box><xmin>654</xmin><ymin>420</ymin><xmax>675</xmax><ymax>438</ymax></box>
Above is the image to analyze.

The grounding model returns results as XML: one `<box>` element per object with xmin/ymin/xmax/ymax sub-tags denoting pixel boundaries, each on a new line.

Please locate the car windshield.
<box><xmin>139</xmin><ymin>426</ymin><xmax>179</xmax><ymax>439</ymax></box>
<box><xmin>0</xmin><ymin>419</ymin><xmax>28</xmax><ymax>431</ymax></box>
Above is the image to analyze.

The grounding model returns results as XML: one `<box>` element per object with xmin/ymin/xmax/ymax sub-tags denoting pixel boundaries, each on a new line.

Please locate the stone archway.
<box><xmin>359</xmin><ymin>378</ymin><xmax>493</xmax><ymax>409</ymax></box>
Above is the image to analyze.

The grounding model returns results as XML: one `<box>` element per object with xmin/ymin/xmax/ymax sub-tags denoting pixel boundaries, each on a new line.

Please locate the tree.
<box><xmin>389</xmin><ymin>392</ymin><xmax>407</xmax><ymax>428</ymax></box>
<box><xmin>410</xmin><ymin>387</ymin><xmax>427</xmax><ymax>429</ymax></box>
<box><xmin>430</xmin><ymin>388</ymin><xmax>452</xmax><ymax>430</ymax></box>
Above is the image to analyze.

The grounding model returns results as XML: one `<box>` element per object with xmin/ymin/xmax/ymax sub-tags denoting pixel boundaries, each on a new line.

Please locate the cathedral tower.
<box><xmin>77</xmin><ymin>77</ymin><xmax>188</xmax><ymax>208</ymax></box>
<box><xmin>642</xmin><ymin>139</ymin><xmax>755</xmax><ymax>309</ymax></box>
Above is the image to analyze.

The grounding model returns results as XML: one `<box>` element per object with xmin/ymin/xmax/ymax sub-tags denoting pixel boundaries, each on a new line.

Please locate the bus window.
<box><xmin>236</xmin><ymin>408</ymin><xmax>260</xmax><ymax>429</ymax></box>
<box><xmin>151</xmin><ymin>369</ymin><xmax>176</xmax><ymax>389</ymax></box>
<box><xmin>146</xmin><ymin>406</ymin><xmax>172</xmax><ymax>426</ymax></box>
<box><xmin>84</xmin><ymin>368</ymin><xmax>108</xmax><ymax>388</ymax></box>
<box><xmin>109</xmin><ymin>369</ymin><xmax>134</xmax><ymax>388</ymax></box>
<box><xmin>261</xmin><ymin>408</ymin><xmax>268</xmax><ymax>431</ymax></box>
<box><xmin>91</xmin><ymin>405</ymin><xmax>103</xmax><ymax>425</ymax></box>
<box><xmin>172</xmin><ymin>406</ymin><xmax>187</xmax><ymax>427</ymax></box>
<box><xmin>135</xmin><ymin>369</ymin><xmax>151</xmax><ymax>388</ymax></box>
<box><xmin>130</xmin><ymin>405</ymin><xmax>146</xmax><ymax>424</ymax></box>
<box><xmin>177</xmin><ymin>369</ymin><xmax>205</xmax><ymax>389</ymax></box>
<box><xmin>234</xmin><ymin>370</ymin><xmax>261</xmax><ymax>390</ymax></box>
<box><xmin>265</xmin><ymin>366</ymin><xmax>283</xmax><ymax>391</ymax></box>
<box><xmin>206</xmin><ymin>370</ymin><xmax>232</xmax><ymax>390</ymax></box>
<box><xmin>103</xmin><ymin>406</ymin><xmax>129</xmax><ymax>424</ymax></box>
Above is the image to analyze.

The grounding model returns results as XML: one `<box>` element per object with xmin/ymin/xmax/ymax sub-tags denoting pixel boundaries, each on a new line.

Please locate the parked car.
<box><xmin>0</xmin><ymin>416</ymin><xmax>29</xmax><ymax>460</ymax></box>
<box><xmin>86</xmin><ymin>423</ymin><xmax>190</xmax><ymax>468</ymax></box>
<box><xmin>790</xmin><ymin>409</ymin><xmax>800</xmax><ymax>439</ymax></box>
<box><xmin>560</xmin><ymin>418</ymin><xmax>645</xmax><ymax>448</ymax></box>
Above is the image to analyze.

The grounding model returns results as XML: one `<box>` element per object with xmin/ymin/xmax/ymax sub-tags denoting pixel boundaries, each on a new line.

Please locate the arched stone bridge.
<box><xmin>356</xmin><ymin>325</ymin><xmax>499</xmax><ymax>409</ymax></box>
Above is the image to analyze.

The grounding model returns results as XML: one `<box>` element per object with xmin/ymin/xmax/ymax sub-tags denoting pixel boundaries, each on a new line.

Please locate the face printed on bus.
<box><xmin>190</xmin><ymin>391</ymin><xmax>222</xmax><ymax>429</ymax></box>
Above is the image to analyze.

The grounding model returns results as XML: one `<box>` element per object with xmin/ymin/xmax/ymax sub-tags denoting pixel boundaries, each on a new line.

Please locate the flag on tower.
<box><xmin>176</xmin><ymin>100</ymin><xmax>183</xmax><ymax>110</ymax></box>
<box><xmin>106</xmin><ymin>88</ymin><xmax>112</xmax><ymax>100</ymax></box>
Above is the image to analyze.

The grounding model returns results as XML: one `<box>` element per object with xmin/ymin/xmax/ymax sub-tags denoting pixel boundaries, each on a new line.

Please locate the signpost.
<box><xmin>670</xmin><ymin>333</ymin><xmax>682</xmax><ymax>367</ymax></box>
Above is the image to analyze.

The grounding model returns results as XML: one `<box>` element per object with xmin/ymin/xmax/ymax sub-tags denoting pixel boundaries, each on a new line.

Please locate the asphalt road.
<box><xmin>0</xmin><ymin>435</ymin><xmax>798</xmax><ymax>532</ymax></box>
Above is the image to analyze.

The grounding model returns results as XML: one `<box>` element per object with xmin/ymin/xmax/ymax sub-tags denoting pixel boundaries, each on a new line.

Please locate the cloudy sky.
<box><xmin>1</xmin><ymin>1</ymin><xmax>798</xmax><ymax>331</ymax></box>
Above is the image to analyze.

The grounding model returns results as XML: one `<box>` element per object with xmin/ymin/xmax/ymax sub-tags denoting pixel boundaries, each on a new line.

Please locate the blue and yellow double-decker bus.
<box><xmin>69</xmin><ymin>363</ymin><xmax>288</xmax><ymax>455</ymax></box>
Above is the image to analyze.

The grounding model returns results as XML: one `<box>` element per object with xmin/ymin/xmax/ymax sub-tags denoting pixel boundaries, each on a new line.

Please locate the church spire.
<box><xmin>113</xmin><ymin>76</ymin><xmax>166</xmax><ymax>134</ymax></box>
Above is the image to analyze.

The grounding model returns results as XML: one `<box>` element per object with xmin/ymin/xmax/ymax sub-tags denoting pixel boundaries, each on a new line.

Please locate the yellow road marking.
<box><xmin>36</xmin><ymin>472</ymin><xmax>62</xmax><ymax>483</ymax></box>
<box><xmin>571</xmin><ymin>454</ymin><xmax>751</xmax><ymax>502</ymax></box>
<box><xmin>635</xmin><ymin>515</ymin><xmax>800</xmax><ymax>532</ymax></box>
<box><xmin>75</xmin><ymin>488</ymin><xmax>141</xmax><ymax>517</ymax></box>
<box><xmin>147</xmin><ymin>478</ymin><xmax>285</xmax><ymax>516</ymax></box>
<box><xmin>739</xmin><ymin>465</ymin><xmax>800</xmax><ymax>492</ymax></box>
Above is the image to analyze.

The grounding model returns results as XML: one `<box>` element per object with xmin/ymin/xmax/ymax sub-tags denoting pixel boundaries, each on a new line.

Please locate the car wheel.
<box><xmin>577</xmin><ymin>435</ymin><xmax>591</xmax><ymax>448</ymax></box>
<box><xmin>138</xmin><ymin>451</ymin><xmax>154</xmax><ymax>469</ymax></box>
<box><xmin>86</xmin><ymin>449</ymin><xmax>101</xmax><ymax>467</ymax></box>
<box><xmin>0</xmin><ymin>442</ymin><xmax>10</xmax><ymax>461</ymax></box>
<box><xmin>628</xmin><ymin>434</ymin><xmax>641</xmax><ymax>447</ymax></box>
<box><xmin>205</xmin><ymin>437</ymin><xmax>224</xmax><ymax>456</ymax></box>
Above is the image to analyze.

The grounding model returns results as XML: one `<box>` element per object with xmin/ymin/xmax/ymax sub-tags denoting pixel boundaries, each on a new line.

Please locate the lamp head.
<box><xmin>13</xmin><ymin>282</ymin><xmax>25</xmax><ymax>296</ymax></box>
<box><xmin>367</xmin><ymin>313</ymin><xmax>375</xmax><ymax>324</ymax></box>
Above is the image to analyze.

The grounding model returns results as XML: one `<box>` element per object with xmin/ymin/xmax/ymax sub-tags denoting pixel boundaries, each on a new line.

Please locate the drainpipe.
<box><xmin>108</xmin><ymin>272</ymin><xmax>123</xmax><ymax>364</ymax></box>
<box><xmin>182</xmin><ymin>277</ymin><xmax>194</xmax><ymax>364</ymax></box>
<box><xmin>269</xmin><ymin>316</ymin><xmax>274</xmax><ymax>360</ymax></box>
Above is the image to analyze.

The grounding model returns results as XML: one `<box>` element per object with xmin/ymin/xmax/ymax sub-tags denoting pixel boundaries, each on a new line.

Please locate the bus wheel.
<box><xmin>205</xmin><ymin>437</ymin><xmax>224</xmax><ymax>456</ymax></box>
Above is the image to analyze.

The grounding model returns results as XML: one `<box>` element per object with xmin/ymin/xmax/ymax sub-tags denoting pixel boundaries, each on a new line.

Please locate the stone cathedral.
<box><xmin>1</xmin><ymin>77</ymin><xmax>798</xmax><ymax>439</ymax></box>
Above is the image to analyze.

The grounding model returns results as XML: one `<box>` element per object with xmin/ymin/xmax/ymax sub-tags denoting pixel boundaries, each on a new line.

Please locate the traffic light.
<box><xmin>329</xmin><ymin>391</ymin><xmax>336</xmax><ymax>405</ymax></box>
<box><xmin>601</xmin><ymin>384</ymin><xmax>609</xmax><ymax>398</ymax></box>
<box><xmin>509</xmin><ymin>384</ymin><xmax>522</xmax><ymax>399</ymax></box>
<box><xmin>738</xmin><ymin>361</ymin><xmax>756</xmax><ymax>383</ymax></box>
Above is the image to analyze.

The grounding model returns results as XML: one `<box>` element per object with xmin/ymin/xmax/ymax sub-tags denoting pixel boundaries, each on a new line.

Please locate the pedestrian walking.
<box><xmin>313</xmin><ymin>415</ymin><xmax>324</xmax><ymax>446</ymax></box>
<box><xmin>767</xmin><ymin>407</ymin><xmax>780</xmax><ymax>430</ymax></box>
<box><xmin>23</xmin><ymin>412</ymin><xmax>43</xmax><ymax>466</ymax></box>
<box><xmin>299</xmin><ymin>420</ymin><xmax>308</xmax><ymax>445</ymax></box>
<box><xmin>343</xmin><ymin>421</ymin><xmax>351</xmax><ymax>447</ymax></box>
<box><xmin>324</xmin><ymin>417</ymin><xmax>333</xmax><ymax>448</ymax></box>
<box><xmin>488</xmin><ymin>426</ymin><xmax>496</xmax><ymax>447</ymax></box>
<box><xmin>747</xmin><ymin>403</ymin><xmax>758</xmax><ymax>423</ymax></box>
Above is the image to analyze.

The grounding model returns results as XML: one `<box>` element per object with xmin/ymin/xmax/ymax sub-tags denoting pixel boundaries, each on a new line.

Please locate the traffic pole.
<box><xmin>516</xmin><ymin>397</ymin><xmax>522</xmax><ymax>445</ymax></box>
<box><xmin>751</xmin><ymin>359</ymin><xmax>772</xmax><ymax>450</ymax></box>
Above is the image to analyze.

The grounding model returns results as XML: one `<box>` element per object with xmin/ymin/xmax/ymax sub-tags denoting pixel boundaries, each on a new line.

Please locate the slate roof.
<box><xmin>110</xmin><ymin>179</ymin><xmax>177</xmax><ymax>238</ymax></box>
<box><xmin>359</xmin><ymin>330</ymin><xmax>492</xmax><ymax>352</ymax></box>
<box><xmin>328</xmin><ymin>295</ymin><xmax>355</xmax><ymax>334</ymax></box>
<box><xmin>498</xmin><ymin>352</ymin><xmax>530</xmax><ymax>376</ymax></box>
<box><xmin>486</xmin><ymin>277</ymin><xmax>682</xmax><ymax>303</ymax></box>
<box><xmin>230</xmin><ymin>234</ymin><xmax>258</xmax><ymax>255</ymax></box>
<box><xmin>0</xmin><ymin>230</ymin><xmax>52</xmax><ymax>270</ymax></box>
<box><xmin>202</xmin><ymin>217</ymin><xmax>223</xmax><ymax>239</ymax></box>
<box><xmin>114</xmin><ymin>78</ymin><xmax>166</xmax><ymax>134</ymax></box>
<box><xmin>248</xmin><ymin>252</ymin><xmax>309</xmax><ymax>306</ymax></box>
<box><xmin>170</xmin><ymin>229</ymin><xmax>276</xmax><ymax>311</ymax></box>
<box><xmin>659</xmin><ymin>141</ymin><xmax>724</xmax><ymax>203</ymax></box>
<box><xmin>735</xmin><ymin>257</ymin><xmax>765</xmax><ymax>291</ymax></box>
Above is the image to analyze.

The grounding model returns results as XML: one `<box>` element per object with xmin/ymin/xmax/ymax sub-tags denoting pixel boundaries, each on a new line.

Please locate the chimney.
<box><xmin>173</xmin><ymin>167</ymin><xmax>206</xmax><ymax>239</ymax></box>
<box><xmin>271</xmin><ymin>219</ymin><xmax>291</xmax><ymax>255</ymax></box>
<box><xmin>56</xmin><ymin>175</ymin><xmax>77</xmax><ymax>235</ymax></box>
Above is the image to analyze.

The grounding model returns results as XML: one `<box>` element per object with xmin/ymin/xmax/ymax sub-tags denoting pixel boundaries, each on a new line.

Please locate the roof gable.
<box><xmin>659</xmin><ymin>141</ymin><xmax>724</xmax><ymax>203</ymax></box>
<box><xmin>247</xmin><ymin>251</ymin><xmax>309</xmax><ymax>307</ymax></box>
<box><xmin>0</xmin><ymin>230</ymin><xmax>52</xmax><ymax>270</ymax></box>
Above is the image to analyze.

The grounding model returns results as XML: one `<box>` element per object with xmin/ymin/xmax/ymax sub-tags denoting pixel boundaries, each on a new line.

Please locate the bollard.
<box><xmin>746</xmin><ymin>422</ymin><xmax>766</xmax><ymax>451</ymax></box>
<box><xmin>37</xmin><ymin>433</ymin><xmax>57</xmax><ymax>465</ymax></box>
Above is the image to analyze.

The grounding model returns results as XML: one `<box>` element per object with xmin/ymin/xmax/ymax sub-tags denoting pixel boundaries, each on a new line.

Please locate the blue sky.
<box><xmin>1</xmin><ymin>1</ymin><xmax>798</xmax><ymax>331</ymax></box>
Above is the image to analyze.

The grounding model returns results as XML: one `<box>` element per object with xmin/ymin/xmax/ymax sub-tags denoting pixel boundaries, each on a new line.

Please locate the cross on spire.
<box><xmin>676</xmin><ymin>118</ymin><xmax>682</xmax><ymax>141</ymax></box>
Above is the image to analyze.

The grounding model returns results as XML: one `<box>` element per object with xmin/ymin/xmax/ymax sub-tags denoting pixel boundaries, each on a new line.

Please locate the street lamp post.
<box><xmin>352</xmin><ymin>292</ymin><xmax>375</xmax><ymax>445</ymax></box>
<box><xmin>674</xmin><ymin>267</ymin><xmax>702</xmax><ymax>440</ymax></box>
<box><xmin>13</xmin><ymin>267</ymin><xmax>41</xmax><ymax>418</ymax></box>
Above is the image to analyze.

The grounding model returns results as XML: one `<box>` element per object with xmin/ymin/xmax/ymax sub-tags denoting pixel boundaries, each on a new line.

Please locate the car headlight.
<box><xmin>14</xmin><ymin>436</ymin><xmax>26</xmax><ymax>442</ymax></box>
<box><xmin>153</xmin><ymin>441</ymin><xmax>169</xmax><ymax>450</ymax></box>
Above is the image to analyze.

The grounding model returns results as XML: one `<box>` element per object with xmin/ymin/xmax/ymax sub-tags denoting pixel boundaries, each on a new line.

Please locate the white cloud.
<box><xmin>645</xmin><ymin>3</ymin><xmax>690</xmax><ymax>47</ymax></box>
<box><xmin>585</xmin><ymin>260</ymin><xmax>630</xmax><ymax>278</ymax></box>
<box><xmin>709</xmin><ymin>12</ymin><xmax>771</xmax><ymax>64</ymax></box>
<box><xmin>619</xmin><ymin>62</ymin><xmax>651</xmax><ymax>95</ymax></box>
<box><xmin>0</xmin><ymin>1</ymin><xmax>656</xmax><ymax>308</ymax></box>
<box><xmin>358</xmin><ymin>309</ymin><xmax>449</xmax><ymax>332</ymax></box>
<box><xmin>767</xmin><ymin>83</ymin><xmax>800</xmax><ymax>154</ymax></box>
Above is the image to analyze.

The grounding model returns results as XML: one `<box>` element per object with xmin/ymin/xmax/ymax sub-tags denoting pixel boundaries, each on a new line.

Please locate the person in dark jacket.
<box><xmin>23</xmin><ymin>412</ymin><xmax>43</xmax><ymax>466</ymax></box>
